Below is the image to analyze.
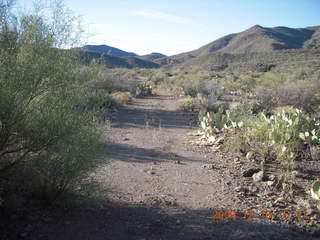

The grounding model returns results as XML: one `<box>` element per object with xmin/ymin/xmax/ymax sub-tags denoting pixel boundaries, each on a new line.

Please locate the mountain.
<box><xmin>80</xmin><ymin>51</ymin><xmax>160</xmax><ymax>69</ymax></box>
<box><xmin>81</xmin><ymin>45</ymin><xmax>164</xmax><ymax>68</ymax></box>
<box><xmin>82</xmin><ymin>44</ymin><xmax>138</xmax><ymax>57</ymax></box>
<box><xmin>156</xmin><ymin>25</ymin><xmax>320</xmax><ymax>65</ymax></box>
<box><xmin>138</xmin><ymin>52</ymin><xmax>167</xmax><ymax>61</ymax></box>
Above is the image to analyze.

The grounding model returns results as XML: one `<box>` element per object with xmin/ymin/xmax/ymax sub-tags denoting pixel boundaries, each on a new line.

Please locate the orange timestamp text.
<box><xmin>210</xmin><ymin>209</ymin><xmax>317</xmax><ymax>221</ymax></box>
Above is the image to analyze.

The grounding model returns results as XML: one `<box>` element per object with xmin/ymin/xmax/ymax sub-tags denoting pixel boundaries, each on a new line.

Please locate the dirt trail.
<box><xmin>97</xmin><ymin>92</ymin><xmax>239</xmax><ymax>209</ymax></box>
<box><xmin>86</xmin><ymin>91</ymin><xmax>315</xmax><ymax>239</ymax></box>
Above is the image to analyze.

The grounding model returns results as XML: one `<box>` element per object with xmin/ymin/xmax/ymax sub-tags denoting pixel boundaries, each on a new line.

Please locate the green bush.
<box><xmin>205</xmin><ymin>102</ymin><xmax>230</xmax><ymax>114</ymax></box>
<box><xmin>135</xmin><ymin>83</ymin><xmax>152</xmax><ymax>97</ymax></box>
<box><xmin>0</xmin><ymin>0</ymin><xmax>103</xmax><ymax>202</ymax></box>
<box><xmin>178</xmin><ymin>97</ymin><xmax>197</xmax><ymax>112</ymax></box>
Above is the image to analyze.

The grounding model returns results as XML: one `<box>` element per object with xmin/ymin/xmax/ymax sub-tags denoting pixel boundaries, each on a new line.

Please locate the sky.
<box><xmin>17</xmin><ymin>0</ymin><xmax>320</xmax><ymax>56</ymax></box>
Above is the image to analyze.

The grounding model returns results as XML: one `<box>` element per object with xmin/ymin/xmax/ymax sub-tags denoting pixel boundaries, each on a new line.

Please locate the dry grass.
<box><xmin>111</xmin><ymin>91</ymin><xmax>133</xmax><ymax>106</ymax></box>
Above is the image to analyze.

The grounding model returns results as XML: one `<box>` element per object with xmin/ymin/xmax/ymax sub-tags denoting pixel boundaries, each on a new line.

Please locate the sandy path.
<box><xmin>94</xmin><ymin>92</ymin><xmax>241</xmax><ymax>210</ymax></box>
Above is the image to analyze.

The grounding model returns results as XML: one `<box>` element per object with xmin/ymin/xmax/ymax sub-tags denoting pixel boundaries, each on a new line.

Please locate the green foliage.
<box><xmin>200</xmin><ymin>112</ymin><xmax>217</xmax><ymax>138</ymax></box>
<box><xmin>242</xmin><ymin>109</ymin><xmax>320</xmax><ymax>164</ymax></box>
<box><xmin>311</xmin><ymin>181</ymin><xmax>320</xmax><ymax>200</ymax></box>
<box><xmin>200</xmin><ymin>107</ymin><xmax>250</xmax><ymax>133</ymax></box>
<box><xmin>89</xmin><ymin>65</ymin><xmax>140</xmax><ymax>93</ymax></box>
<box><xmin>135</xmin><ymin>82</ymin><xmax>152</xmax><ymax>97</ymax></box>
<box><xmin>178</xmin><ymin>97</ymin><xmax>197</xmax><ymax>112</ymax></box>
<box><xmin>205</xmin><ymin>102</ymin><xmax>230</xmax><ymax>114</ymax></box>
<box><xmin>76</xmin><ymin>89</ymin><xmax>116</xmax><ymax>119</ymax></box>
<box><xmin>200</xmin><ymin>104</ymin><xmax>320</xmax><ymax>168</ymax></box>
<box><xmin>0</xmin><ymin>0</ymin><xmax>103</xmax><ymax>201</ymax></box>
<box><xmin>111</xmin><ymin>91</ymin><xmax>133</xmax><ymax>105</ymax></box>
<box><xmin>299</xmin><ymin>126</ymin><xmax>320</xmax><ymax>146</ymax></box>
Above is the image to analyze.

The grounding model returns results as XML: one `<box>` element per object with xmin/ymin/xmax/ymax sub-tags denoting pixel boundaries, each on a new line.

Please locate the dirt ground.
<box><xmin>1</xmin><ymin>91</ymin><xmax>319</xmax><ymax>240</ymax></box>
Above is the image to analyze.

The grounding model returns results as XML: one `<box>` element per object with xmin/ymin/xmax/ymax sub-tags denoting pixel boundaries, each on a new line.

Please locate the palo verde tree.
<box><xmin>0</xmin><ymin>0</ymin><xmax>102</xmax><ymax>201</ymax></box>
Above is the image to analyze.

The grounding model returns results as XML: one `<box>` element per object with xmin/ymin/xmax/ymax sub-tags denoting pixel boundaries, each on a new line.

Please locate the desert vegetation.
<box><xmin>0</xmin><ymin>0</ymin><xmax>139</xmax><ymax>204</ymax></box>
<box><xmin>1</xmin><ymin>0</ymin><xmax>320</xmax><ymax>239</ymax></box>
<box><xmin>0</xmin><ymin>0</ymin><xmax>103</xmax><ymax>202</ymax></box>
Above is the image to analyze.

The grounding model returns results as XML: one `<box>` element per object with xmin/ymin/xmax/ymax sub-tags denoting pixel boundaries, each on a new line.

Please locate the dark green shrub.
<box><xmin>0</xmin><ymin>0</ymin><xmax>103</xmax><ymax>202</ymax></box>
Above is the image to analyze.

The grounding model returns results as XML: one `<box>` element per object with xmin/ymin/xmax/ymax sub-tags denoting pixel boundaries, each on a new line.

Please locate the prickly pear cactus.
<box><xmin>311</xmin><ymin>181</ymin><xmax>320</xmax><ymax>200</ymax></box>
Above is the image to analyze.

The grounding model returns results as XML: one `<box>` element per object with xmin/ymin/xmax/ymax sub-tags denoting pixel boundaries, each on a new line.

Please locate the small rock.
<box><xmin>266</xmin><ymin>202</ymin><xmax>273</xmax><ymax>208</ymax></box>
<box><xmin>266</xmin><ymin>191</ymin><xmax>274</xmax><ymax>196</ymax></box>
<box><xmin>234</xmin><ymin>157</ymin><xmax>241</xmax><ymax>163</ymax></box>
<box><xmin>147</xmin><ymin>170</ymin><xmax>155</xmax><ymax>175</ymax></box>
<box><xmin>201</xmin><ymin>164</ymin><xmax>214</xmax><ymax>170</ymax></box>
<box><xmin>267</xmin><ymin>181</ymin><xmax>275</xmax><ymax>186</ymax></box>
<box><xmin>174</xmin><ymin>160</ymin><xmax>181</xmax><ymax>164</ymax></box>
<box><xmin>242</xmin><ymin>168</ymin><xmax>260</xmax><ymax>177</ymax></box>
<box><xmin>275</xmin><ymin>197</ymin><xmax>285</xmax><ymax>204</ymax></box>
<box><xmin>252</xmin><ymin>171</ymin><xmax>264</xmax><ymax>182</ymax></box>
<box><xmin>311</xmin><ymin>215</ymin><xmax>318</xmax><ymax>220</ymax></box>
<box><xmin>266</xmin><ymin>173</ymin><xmax>276</xmax><ymax>181</ymax></box>
<box><xmin>249</xmin><ymin>186</ymin><xmax>258</xmax><ymax>193</ymax></box>
<box><xmin>234</xmin><ymin>186</ymin><xmax>243</xmax><ymax>192</ymax></box>
<box><xmin>176</xmin><ymin>219</ymin><xmax>181</xmax><ymax>225</ymax></box>
<box><xmin>123</xmin><ymin>137</ymin><xmax>129</xmax><ymax>141</ymax></box>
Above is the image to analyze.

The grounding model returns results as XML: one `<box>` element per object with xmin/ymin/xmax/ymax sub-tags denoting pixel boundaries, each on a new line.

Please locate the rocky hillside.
<box><xmin>138</xmin><ymin>52</ymin><xmax>167</xmax><ymax>61</ymax></box>
<box><xmin>82</xmin><ymin>44</ymin><xmax>138</xmax><ymax>57</ymax></box>
<box><xmin>80</xmin><ymin>51</ymin><xmax>160</xmax><ymax>69</ymax></box>
<box><xmin>156</xmin><ymin>25</ymin><xmax>320</xmax><ymax>65</ymax></box>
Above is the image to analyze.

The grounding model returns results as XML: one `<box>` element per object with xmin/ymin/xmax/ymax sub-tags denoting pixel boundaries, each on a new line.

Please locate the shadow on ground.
<box><xmin>103</xmin><ymin>142</ymin><xmax>209</xmax><ymax>165</ymax></box>
<box><xmin>0</xmin><ymin>199</ymin><xmax>317</xmax><ymax>240</ymax></box>
<box><xmin>111</xmin><ymin>107</ymin><xmax>196</xmax><ymax>130</ymax></box>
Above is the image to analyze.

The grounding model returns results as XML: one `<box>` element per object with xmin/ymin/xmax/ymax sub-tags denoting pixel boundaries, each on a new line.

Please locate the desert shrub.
<box><xmin>256</xmin><ymin>72</ymin><xmax>286</xmax><ymax>88</ymax></box>
<box><xmin>135</xmin><ymin>83</ymin><xmax>152</xmax><ymax>97</ymax></box>
<box><xmin>148</xmin><ymin>69</ymin><xmax>168</xmax><ymax>86</ymax></box>
<box><xmin>221</xmin><ymin>72</ymin><xmax>258</xmax><ymax>94</ymax></box>
<box><xmin>111</xmin><ymin>91</ymin><xmax>132</xmax><ymax>106</ymax></box>
<box><xmin>277</xmin><ymin>81</ymin><xmax>320</xmax><ymax>113</ymax></box>
<box><xmin>90</xmin><ymin>67</ymin><xmax>140</xmax><ymax>93</ymax></box>
<box><xmin>178</xmin><ymin>97</ymin><xmax>197</xmax><ymax>112</ymax></box>
<box><xmin>20</xmin><ymin>114</ymin><xmax>102</xmax><ymax>202</ymax></box>
<box><xmin>76</xmin><ymin>89</ymin><xmax>116</xmax><ymax>120</ymax></box>
<box><xmin>198</xmin><ymin>81</ymin><xmax>224</xmax><ymax>107</ymax></box>
<box><xmin>205</xmin><ymin>102</ymin><xmax>230</xmax><ymax>114</ymax></box>
<box><xmin>0</xmin><ymin>0</ymin><xmax>103</xmax><ymax>202</ymax></box>
<box><xmin>174</xmin><ymin>73</ymin><xmax>206</xmax><ymax>97</ymax></box>
<box><xmin>254</xmin><ymin>87</ymin><xmax>279</xmax><ymax>113</ymax></box>
<box><xmin>252</xmin><ymin>69</ymin><xmax>320</xmax><ymax>114</ymax></box>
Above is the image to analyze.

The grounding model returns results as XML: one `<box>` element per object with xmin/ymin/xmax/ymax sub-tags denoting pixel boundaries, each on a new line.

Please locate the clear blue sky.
<box><xmin>17</xmin><ymin>0</ymin><xmax>320</xmax><ymax>56</ymax></box>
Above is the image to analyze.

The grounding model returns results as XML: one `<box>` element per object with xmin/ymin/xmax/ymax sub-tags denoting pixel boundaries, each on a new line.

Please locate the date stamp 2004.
<box><xmin>210</xmin><ymin>209</ymin><xmax>317</xmax><ymax>221</ymax></box>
